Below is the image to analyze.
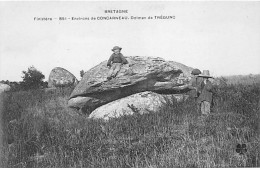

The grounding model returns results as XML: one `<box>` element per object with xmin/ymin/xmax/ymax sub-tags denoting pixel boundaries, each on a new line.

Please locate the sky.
<box><xmin>0</xmin><ymin>1</ymin><xmax>260</xmax><ymax>81</ymax></box>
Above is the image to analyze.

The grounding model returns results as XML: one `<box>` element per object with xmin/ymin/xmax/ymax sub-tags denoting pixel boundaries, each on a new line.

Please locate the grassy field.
<box><xmin>224</xmin><ymin>74</ymin><xmax>260</xmax><ymax>85</ymax></box>
<box><xmin>1</xmin><ymin>81</ymin><xmax>260</xmax><ymax>167</ymax></box>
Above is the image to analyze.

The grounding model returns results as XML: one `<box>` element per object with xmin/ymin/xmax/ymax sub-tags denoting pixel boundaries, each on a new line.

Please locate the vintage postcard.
<box><xmin>0</xmin><ymin>1</ymin><xmax>260</xmax><ymax>168</ymax></box>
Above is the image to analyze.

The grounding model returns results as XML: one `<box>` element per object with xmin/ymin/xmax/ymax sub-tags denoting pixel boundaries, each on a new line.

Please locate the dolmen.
<box><xmin>68</xmin><ymin>56</ymin><xmax>193</xmax><ymax>119</ymax></box>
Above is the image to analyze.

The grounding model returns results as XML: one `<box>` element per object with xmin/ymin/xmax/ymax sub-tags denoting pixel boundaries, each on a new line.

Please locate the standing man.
<box><xmin>107</xmin><ymin>46</ymin><xmax>128</xmax><ymax>80</ymax></box>
<box><xmin>188</xmin><ymin>69</ymin><xmax>204</xmax><ymax>113</ymax></box>
<box><xmin>197</xmin><ymin>70</ymin><xmax>214</xmax><ymax>116</ymax></box>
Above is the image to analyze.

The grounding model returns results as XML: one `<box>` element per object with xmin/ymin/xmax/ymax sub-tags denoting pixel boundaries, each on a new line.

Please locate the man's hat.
<box><xmin>111</xmin><ymin>46</ymin><xmax>122</xmax><ymax>51</ymax></box>
<box><xmin>191</xmin><ymin>69</ymin><xmax>201</xmax><ymax>75</ymax></box>
<box><xmin>198</xmin><ymin>70</ymin><xmax>213</xmax><ymax>78</ymax></box>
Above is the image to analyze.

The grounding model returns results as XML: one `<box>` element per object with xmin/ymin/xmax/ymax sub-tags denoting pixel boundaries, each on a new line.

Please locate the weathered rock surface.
<box><xmin>0</xmin><ymin>83</ymin><xmax>11</xmax><ymax>93</ymax></box>
<box><xmin>89</xmin><ymin>91</ymin><xmax>188</xmax><ymax>120</ymax></box>
<box><xmin>48</xmin><ymin>67</ymin><xmax>78</xmax><ymax>88</ymax></box>
<box><xmin>68</xmin><ymin>56</ymin><xmax>193</xmax><ymax>114</ymax></box>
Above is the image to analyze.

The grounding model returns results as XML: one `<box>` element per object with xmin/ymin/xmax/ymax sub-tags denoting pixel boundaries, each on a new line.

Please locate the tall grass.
<box><xmin>2</xmin><ymin>83</ymin><xmax>260</xmax><ymax>167</ymax></box>
<box><xmin>224</xmin><ymin>74</ymin><xmax>260</xmax><ymax>85</ymax></box>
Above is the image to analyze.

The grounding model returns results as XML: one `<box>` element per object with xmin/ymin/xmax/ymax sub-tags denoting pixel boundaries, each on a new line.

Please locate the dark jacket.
<box><xmin>188</xmin><ymin>76</ymin><xmax>203</xmax><ymax>98</ymax></box>
<box><xmin>107</xmin><ymin>53</ymin><xmax>128</xmax><ymax>66</ymax></box>
<box><xmin>197</xmin><ymin>79</ymin><xmax>213</xmax><ymax>103</ymax></box>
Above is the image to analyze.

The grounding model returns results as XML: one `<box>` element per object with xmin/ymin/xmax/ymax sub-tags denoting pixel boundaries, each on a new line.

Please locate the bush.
<box><xmin>20</xmin><ymin>66</ymin><xmax>46</xmax><ymax>90</ymax></box>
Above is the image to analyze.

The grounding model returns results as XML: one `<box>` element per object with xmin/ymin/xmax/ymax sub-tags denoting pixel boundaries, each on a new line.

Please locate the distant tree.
<box><xmin>11</xmin><ymin>82</ymin><xmax>19</xmax><ymax>91</ymax></box>
<box><xmin>80</xmin><ymin>70</ymin><xmax>85</xmax><ymax>79</ymax></box>
<box><xmin>0</xmin><ymin>80</ymin><xmax>10</xmax><ymax>85</ymax></box>
<box><xmin>42</xmin><ymin>81</ymin><xmax>48</xmax><ymax>88</ymax></box>
<box><xmin>21</xmin><ymin>66</ymin><xmax>45</xmax><ymax>90</ymax></box>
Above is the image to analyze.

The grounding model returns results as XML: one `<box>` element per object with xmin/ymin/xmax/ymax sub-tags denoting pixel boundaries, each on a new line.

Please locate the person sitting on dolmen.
<box><xmin>107</xmin><ymin>46</ymin><xmax>128</xmax><ymax>80</ymax></box>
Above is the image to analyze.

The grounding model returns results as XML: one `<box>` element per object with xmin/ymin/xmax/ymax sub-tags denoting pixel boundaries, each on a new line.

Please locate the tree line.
<box><xmin>1</xmin><ymin>66</ymin><xmax>47</xmax><ymax>91</ymax></box>
<box><xmin>1</xmin><ymin>66</ymin><xmax>86</xmax><ymax>92</ymax></box>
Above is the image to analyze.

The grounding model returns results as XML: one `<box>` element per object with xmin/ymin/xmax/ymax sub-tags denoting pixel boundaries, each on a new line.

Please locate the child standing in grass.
<box><xmin>188</xmin><ymin>69</ymin><xmax>204</xmax><ymax>113</ymax></box>
<box><xmin>107</xmin><ymin>46</ymin><xmax>128</xmax><ymax>80</ymax></box>
<box><xmin>197</xmin><ymin>70</ymin><xmax>214</xmax><ymax>116</ymax></box>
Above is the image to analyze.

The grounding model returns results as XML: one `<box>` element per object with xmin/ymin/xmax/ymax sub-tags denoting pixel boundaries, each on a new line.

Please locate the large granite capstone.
<box><xmin>68</xmin><ymin>56</ymin><xmax>193</xmax><ymax>114</ymax></box>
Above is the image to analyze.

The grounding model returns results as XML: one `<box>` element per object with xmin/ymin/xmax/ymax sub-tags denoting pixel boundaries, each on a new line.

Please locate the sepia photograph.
<box><xmin>0</xmin><ymin>0</ymin><xmax>260</xmax><ymax>168</ymax></box>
